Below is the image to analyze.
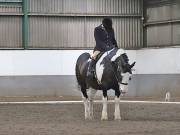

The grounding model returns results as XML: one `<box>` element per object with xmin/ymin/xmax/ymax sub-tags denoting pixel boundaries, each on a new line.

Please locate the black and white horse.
<box><xmin>75</xmin><ymin>48</ymin><xmax>135</xmax><ymax>120</ymax></box>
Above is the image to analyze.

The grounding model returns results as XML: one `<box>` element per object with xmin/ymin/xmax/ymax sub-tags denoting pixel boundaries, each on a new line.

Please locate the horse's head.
<box><xmin>114</xmin><ymin>53</ymin><xmax>135</xmax><ymax>94</ymax></box>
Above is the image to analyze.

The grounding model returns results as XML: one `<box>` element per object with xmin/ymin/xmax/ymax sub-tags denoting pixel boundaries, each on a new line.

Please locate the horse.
<box><xmin>75</xmin><ymin>48</ymin><xmax>135</xmax><ymax>120</ymax></box>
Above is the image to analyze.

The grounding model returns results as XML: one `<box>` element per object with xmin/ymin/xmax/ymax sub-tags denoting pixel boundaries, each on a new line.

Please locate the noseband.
<box><xmin>120</xmin><ymin>82</ymin><xmax>128</xmax><ymax>85</ymax></box>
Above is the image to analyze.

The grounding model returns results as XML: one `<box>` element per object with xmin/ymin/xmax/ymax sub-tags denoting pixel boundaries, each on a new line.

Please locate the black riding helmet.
<box><xmin>102</xmin><ymin>17</ymin><xmax>113</xmax><ymax>32</ymax></box>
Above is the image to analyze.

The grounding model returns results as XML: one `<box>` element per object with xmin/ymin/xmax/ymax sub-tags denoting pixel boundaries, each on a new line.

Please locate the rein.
<box><xmin>106</xmin><ymin>51</ymin><xmax>121</xmax><ymax>84</ymax></box>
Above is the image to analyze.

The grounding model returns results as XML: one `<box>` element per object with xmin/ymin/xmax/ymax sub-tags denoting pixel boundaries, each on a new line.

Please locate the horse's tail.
<box><xmin>75</xmin><ymin>60</ymin><xmax>82</xmax><ymax>87</ymax></box>
<box><xmin>75</xmin><ymin>52</ymin><xmax>90</xmax><ymax>88</ymax></box>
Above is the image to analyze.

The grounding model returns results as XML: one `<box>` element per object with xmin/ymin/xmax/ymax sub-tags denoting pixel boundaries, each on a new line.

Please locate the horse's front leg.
<box><xmin>101</xmin><ymin>90</ymin><xmax>108</xmax><ymax>120</ymax></box>
<box><xmin>114</xmin><ymin>88</ymin><xmax>121</xmax><ymax>120</ymax></box>
<box><xmin>114</xmin><ymin>96</ymin><xmax>121</xmax><ymax>120</ymax></box>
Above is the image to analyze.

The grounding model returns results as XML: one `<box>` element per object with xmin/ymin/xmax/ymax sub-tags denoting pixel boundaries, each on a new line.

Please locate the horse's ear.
<box><xmin>121</xmin><ymin>53</ymin><xmax>129</xmax><ymax>65</ymax></box>
<box><xmin>130</xmin><ymin>62</ymin><xmax>136</xmax><ymax>69</ymax></box>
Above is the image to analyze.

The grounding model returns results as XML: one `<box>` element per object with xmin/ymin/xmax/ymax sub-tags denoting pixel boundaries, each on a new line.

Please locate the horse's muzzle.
<box><xmin>119</xmin><ymin>83</ymin><xmax>128</xmax><ymax>94</ymax></box>
<box><xmin>120</xmin><ymin>90</ymin><xmax>127</xmax><ymax>95</ymax></box>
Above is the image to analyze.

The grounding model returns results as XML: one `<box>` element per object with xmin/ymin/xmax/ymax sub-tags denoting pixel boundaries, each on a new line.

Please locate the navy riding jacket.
<box><xmin>94</xmin><ymin>24</ymin><xmax>118</xmax><ymax>52</ymax></box>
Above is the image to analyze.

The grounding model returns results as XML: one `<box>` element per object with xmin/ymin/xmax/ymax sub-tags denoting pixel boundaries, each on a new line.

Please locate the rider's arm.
<box><xmin>112</xmin><ymin>29</ymin><xmax>118</xmax><ymax>48</ymax></box>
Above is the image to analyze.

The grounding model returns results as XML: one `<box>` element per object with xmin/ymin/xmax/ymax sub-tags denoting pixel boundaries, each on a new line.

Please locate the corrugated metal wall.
<box><xmin>0</xmin><ymin>0</ymin><xmax>143</xmax><ymax>49</ymax></box>
<box><xmin>29</xmin><ymin>0</ymin><xmax>141</xmax><ymax>15</ymax></box>
<box><xmin>0</xmin><ymin>5</ymin><xmax>22</xmax><ymax>13</ymax></box>
<box><xmin>28</xmin><ymin>0</ymin><xmax>142</xmax><ymax>49</ymax></box>
<box><xmin>144</xmin><ymin>0</ymin><xmax>180</xmax><ymax>47</ymax></box>
<box><xmin>0</xmin><ymin>1</ymin><xmax>22</xmax><ymax>48</ymax></box>
<box><xmin>29</xmin><ymin>17</ymin><xmax>141</xmax><ymax>49</ymax></box>
<box><xmin>0</xmin><ymin>16</ymin><xmax>22</xmax><ymax>48</ymax></box>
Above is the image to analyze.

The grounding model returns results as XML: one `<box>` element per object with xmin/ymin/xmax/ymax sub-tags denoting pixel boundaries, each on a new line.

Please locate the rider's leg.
<box><xmin>87</xmin><ymin>51</ymin><xmax>100</xmax><ymax>77</ymax></box>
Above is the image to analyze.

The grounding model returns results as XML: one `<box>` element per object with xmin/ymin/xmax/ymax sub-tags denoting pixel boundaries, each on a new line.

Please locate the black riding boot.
<box><xmin>87</xmin><ymin>59</ymin><xmax>96</xmax><ymax>78</ymax></box>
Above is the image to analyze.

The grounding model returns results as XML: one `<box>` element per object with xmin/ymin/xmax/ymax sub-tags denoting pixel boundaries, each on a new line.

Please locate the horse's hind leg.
<box><xmin>88</xmin><ymin>88</ymin><xmax>97</xmax><ymax>119</ymax></box>
<box><xmin>81</xmin><ymin>87</ymin><xmax>90</xmax><ymax>120</ymax></box>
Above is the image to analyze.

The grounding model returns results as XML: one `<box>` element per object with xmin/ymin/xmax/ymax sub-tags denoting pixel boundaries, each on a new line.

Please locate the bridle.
<box><xmin>120</xmin><ymin>82</ymin><xmax>128</xmax><ymax>85</ymax></box>
<box><xmin>116</xmin><ymin>58</ymin><xmax>131</xmax><ymax>86</ymax></box>
<box><xmin>106</xmin><ymin>51</ymin><xmax>131</xmax><ymax>86</ymax></box>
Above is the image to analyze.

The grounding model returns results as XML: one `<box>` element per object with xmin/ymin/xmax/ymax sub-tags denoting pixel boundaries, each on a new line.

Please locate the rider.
<box><xmin>87</xmin><ymin>17</ymin><xmax>118</xmax><ymax>78</ymax></box>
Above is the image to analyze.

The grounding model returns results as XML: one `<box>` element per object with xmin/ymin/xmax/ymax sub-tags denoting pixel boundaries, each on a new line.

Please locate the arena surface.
<box><xmin>0</xmin><ymin>98</ymin><xmax>180</xmax><ymax>135</ymax></box>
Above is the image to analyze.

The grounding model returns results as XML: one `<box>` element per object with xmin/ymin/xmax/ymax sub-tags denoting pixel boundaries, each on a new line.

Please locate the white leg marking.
<box><xmin>101</xmin><ymin>96</ymin><xmax>108</xmax><ymax>120</ymax></box>
<box><xmin>82</xmin><ymin>97</ymin><xmax>90</xmax><ymax>120</ymax></box>
<box><xmin>165</xmin><ymin>92</ymin><xmax>171</xmax><ymax>102</ymax></box>
<box><xmin>88</xmin><ymin>89</ymin><xmax>97</xmax><ymax>119</ymax></box>
<box><xmin>89</xmin><ymin>100</ymin><xmax>94</xmax><ymax>119</ymax></box>
<box><xmin>114</xmin><ymin>96</ymin><xmax>121</xmax><ymax>120</ymax></box>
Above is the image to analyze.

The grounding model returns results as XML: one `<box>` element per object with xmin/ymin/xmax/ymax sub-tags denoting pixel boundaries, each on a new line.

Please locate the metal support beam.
<box><xmin>140</xmin><ymin>0</ymin><xmax>144</xmax><ymax>48</ymax></box>
<box><xmin>0</xmin><ymin>13</ymin><xmax>23</xmax><ymax>16</ymax></box>
<box><xmin>144</xmin><ymin>19</ymin><xmax>180</xmax><ymax>27</ymax></box>
<box><xmin>28</xmin><ymin>13</ymin><xmax>142</xmax><ymax>17</ymax></box>
<box><xmin>0</xmin><ymin>1</ymin><xmax>22</xmax><ymax>6</ymax></box>
<box><xmin>22</xmin><ymin>0</ymin><xmax>28</xmax><ymax>49</ymax></box>
<box><xmin>143</xmin><ymin>0</ymin><xmax>147</xmax><ymax>48</ymax></box>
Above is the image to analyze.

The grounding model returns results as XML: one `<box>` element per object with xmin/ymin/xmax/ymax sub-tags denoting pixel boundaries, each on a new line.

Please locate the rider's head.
<box><xmin>102</xmin><ymin>17</ymin><xmax>113</xmax><ymax>32</ymax></box>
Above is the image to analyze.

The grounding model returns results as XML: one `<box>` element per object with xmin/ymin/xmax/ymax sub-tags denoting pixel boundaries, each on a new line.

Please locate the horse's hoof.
<box><xmin>101</xmin><ymin>116</ymin><xmax>108</xmax><ymax>121</ymax></box>
<box><xmin>101</xmin><ymin>118</ymin><xmax>108</xmax><ymax>121</ymax></box>
<box><xmin>114</xmin><ymin>116</ymin><xmax>121</xmax><ymax>120</ymax></box>
<box><xmin>85</xmin><ymin>115</ymin><xmax>90</xmax><ymax>120</ymax></box>
<box><xmin>101</xmin><ymin>112</ymin><xmax>108</xmax><ymax>120</ymax></box>
<box><xmin>89</xmin><ymin>115</ymin><xmax>94</xmax><ymax>120</ymax></box>
<box><xmin>85</xmin><ymin>115</ymin><xmax>94</xmax><ymax>120</ymax></box>
<box><xmin>85</xmin><ymin>117</ymin><xmax>91</xmax><ymax>120</ymax></box>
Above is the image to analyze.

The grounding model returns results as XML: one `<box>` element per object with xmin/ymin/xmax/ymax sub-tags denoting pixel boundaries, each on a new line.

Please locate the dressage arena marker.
<box><xmin>0</xmin><ymin>100</ymin><xmax>180</xmax><ymax>105</ymax></box>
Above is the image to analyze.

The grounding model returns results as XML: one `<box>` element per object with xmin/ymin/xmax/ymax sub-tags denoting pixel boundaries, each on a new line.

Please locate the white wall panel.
<box><xmin>136</xmin><ymin>47</ymin><xmax>180</xmax><ymax>74</ymax></box>
<box><xmin>0</xmin><ymin>47</ymin><xmax>180</xmax><ymax>76</ymax></box>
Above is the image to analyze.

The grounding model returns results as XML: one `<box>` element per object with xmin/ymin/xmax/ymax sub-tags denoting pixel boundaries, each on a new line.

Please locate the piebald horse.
<box><xmin>75</xmin><ymin>48</ymin><xmax>135</xmax><ymax>120</ymax></box>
